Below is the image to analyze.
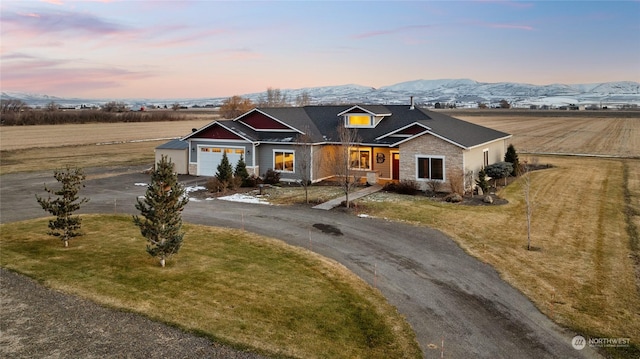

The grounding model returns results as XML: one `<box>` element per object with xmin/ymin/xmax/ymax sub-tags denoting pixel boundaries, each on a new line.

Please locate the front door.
<box><xmin>392</xmin><ymin>152</ymin><xmax>400</xmax><ymax>180</ymax></box>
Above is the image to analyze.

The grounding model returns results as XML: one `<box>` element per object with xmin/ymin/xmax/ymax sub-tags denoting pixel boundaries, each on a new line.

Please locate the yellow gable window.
<box><xmin>347</xmin><ymin>115</ymin><xmax>371</xmax><ymax>127</ymax></box>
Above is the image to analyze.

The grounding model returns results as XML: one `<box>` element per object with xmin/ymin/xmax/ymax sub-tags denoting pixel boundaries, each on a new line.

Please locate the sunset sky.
<box><xmin>1</xmin><ymin>0</ymin><xmax>639</xmax><ymax>99</ymax></box>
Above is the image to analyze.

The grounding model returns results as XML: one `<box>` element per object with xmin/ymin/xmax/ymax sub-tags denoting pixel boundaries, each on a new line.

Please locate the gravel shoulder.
<box><xmin>1</xmin><ymin>167</ymin><xmax>602</xmax><ymax>358</ymax></box>
<box><xmin>0</xmin><ymin>268</ymin><xmax>267</xmax><ymax>359</ymax></box>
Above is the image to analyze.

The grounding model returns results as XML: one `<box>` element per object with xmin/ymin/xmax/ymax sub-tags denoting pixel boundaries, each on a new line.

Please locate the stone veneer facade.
<box><xmin>399</xmin><ymin>134</ymin><xmax>464</xmax><ymax>192</ymax></box>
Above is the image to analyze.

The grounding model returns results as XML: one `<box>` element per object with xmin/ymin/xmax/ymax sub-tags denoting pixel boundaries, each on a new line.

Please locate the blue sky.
<box><xmin>1</xmin><ymin>0</ymin><xmax>639</xmax><ymax>99</ymax></box>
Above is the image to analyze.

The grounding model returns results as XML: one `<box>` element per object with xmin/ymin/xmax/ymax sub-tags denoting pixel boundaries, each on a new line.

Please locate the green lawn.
<box><xmin>0</xmin><ymin>214</ymin><xmax>421</xmax><ymax>359</ymax></box>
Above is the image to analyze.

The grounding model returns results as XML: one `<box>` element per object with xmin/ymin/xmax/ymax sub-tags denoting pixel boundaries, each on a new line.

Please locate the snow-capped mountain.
<box><xmin>2</xmin><ymin>79</ymin><xmax>639</xmax><ymax>109</ymax></box>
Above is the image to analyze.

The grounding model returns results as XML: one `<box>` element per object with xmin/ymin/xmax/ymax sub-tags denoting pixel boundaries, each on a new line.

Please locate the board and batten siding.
<box><xmin>372</xmin><ymin>147</ymin><xmax>392</xmax><ymax>179</ymax></box>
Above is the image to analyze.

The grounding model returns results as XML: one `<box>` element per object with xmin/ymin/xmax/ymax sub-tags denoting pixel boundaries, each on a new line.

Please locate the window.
<box><xmin>417</xmin><ymin>156</ymin><xmax>444</xmax><ymax>180</ymax></box>
<box><xmin>350</xmin><ymin>149</ymin><xmax>371</xmax><ymax>170</ymax></box>
<box><xmin>483</xmin><ymin>149</ymin><xmax>489</xmax><ymax>168</ymax></box>
<box><xmin>348</xmin><ymin>115</ymin><xmax>371</xmax><ymax>126</ymax></box>
<box><xmin>274</xmin><ymin>150</ymin><xmax>294</xmax><ymax>172</ymax></box>
<box><xmin>345</xmin><ymin>114</ymin><xmax>373</xmax><ymax>128</ymax></box>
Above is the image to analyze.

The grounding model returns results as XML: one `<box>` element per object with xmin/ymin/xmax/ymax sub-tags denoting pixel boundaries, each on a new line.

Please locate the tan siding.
<box><xmin>463</xmin><ymin>139</ymin><xmax>509</xmax><ymax>184</ymax></box>
<box><xmin>155</xmin><ymin>149</ymin><xmax>188</xmax><ymax>174</ymax></box>
<box><xmin>372</xmin><ymin>148</ymin><xmax>392</xmax><ymax>179</ymax></box>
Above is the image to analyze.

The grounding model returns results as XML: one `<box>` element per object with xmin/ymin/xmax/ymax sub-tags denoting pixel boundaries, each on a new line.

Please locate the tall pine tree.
<box><xmin>216</xmin><ymin>151</ymin><xmax>233</xmax><ymax>183</ymax></box>
<box><xmin>504</xmin><ymin>144</ymin><xmax>520</xmax><ymax>176</ymax></box>
<box><xmin>133</xmin><ymin>155</ymin><xmax>188</xmax><ymax>267</ymax></box>
<box><xmin>234</xmin><ymin>155</ymin><xmax>250</xmax><ymax>186</ymax></box>
<box><xmin>36</xmin><ymin>166</ymin><xmax>89</xmax><ymax>247</ymax></box>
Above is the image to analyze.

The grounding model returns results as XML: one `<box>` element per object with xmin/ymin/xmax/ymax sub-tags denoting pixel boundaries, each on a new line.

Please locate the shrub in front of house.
<box><xmin>242</xmin><ymin>174</ymin><xmax>262</xmax><ymax>188</ymax></box>
<box><xmin>206</xmin><ymin>177</ymin><xmax>227</xmax><ymax>193</ymax></box>
<box><xmin>383</xmin><ymin>180</ymin><xmax>420</xmax><ymax>195</ymax></box>
<box><xmin>263</xmin><ymin>169</ymin><xmax>280</xmax><ymax>185</ymax></box>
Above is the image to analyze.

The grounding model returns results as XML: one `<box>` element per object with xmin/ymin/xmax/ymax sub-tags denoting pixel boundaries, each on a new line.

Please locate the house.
<box><xmin>178</xmin><ymin>103</ymin><xmax>512</xmax><ymax>192</ymax></box>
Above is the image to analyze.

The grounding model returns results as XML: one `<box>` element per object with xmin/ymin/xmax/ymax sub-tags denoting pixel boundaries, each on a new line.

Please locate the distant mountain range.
<box><xmin>3</xmin><ymin>79</ymin><xmax>640</xmax><ymax>109</ymax></box>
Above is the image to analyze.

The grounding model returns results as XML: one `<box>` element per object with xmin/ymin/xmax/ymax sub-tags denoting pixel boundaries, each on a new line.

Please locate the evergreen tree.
<box><xmin>504</xmin><ymin>144</ymin><xmax>520</xmax><ymax>176</ymax></box>
<box><xmin>216</xmin><ymin>151</ymin><xmax>233</xmax><ymax>183</ymax></box>
<box><xmin>485</xmin><ymin>162</ymin><xmax>514</xmax><ymax>187</ymax></box>
<box><xmin>35</xmin><ymin>167</ymin><xmax>89</xmax><ymax>247</ymax></box>
<box><xmin>476</xmin><ymin>168</ymin><xmax>489</xmax><ymax>194</ymax></box>
<box><xmin>133</xmin><ymin>156</ymin><xmax>188</xmax><ymax>267</ymax></box>
<box><xmin>234</xmin><ymin>155</ymin><xmax>250</xmax><ymax>185</ymax></box>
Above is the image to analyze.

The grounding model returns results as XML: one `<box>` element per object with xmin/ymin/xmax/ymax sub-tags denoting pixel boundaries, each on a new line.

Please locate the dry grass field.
<box><xmin>358</xmin><ymin>156</ymin><xmax>640</xmax><ymax>355</ymax></box>
<box><xmin>0</xmin><ymin>119</ymin><xmax>213</xmax><ymax>174</ymax></box>
<box><xmin>446</xmin><ymin>110</ymin><xmax>640</xmax><ymax>158</ymax></box>
<box><xmin>0</xmin><ymin>119</ymin><xmax>212</xmax><ymax>151</ymax></box>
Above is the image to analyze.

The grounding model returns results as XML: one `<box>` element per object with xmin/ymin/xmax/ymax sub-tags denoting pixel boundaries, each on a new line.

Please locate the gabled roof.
<box><xmin>156</xmin><ymin>138</ymin><xmax>188</xmax><ymax>150</ymax></box>
<box><xmin>337</xmin><ymin>105</ymin><xmax>392</xmax><ymax>117</ymax></box>
<box><xmin>181</xmin><ymin>120</ymin><xmax>255</xmax><ymax>142</ymax></box>
<box><xmin>183</xmin><ymin>105</ymin><xmax>511</xmax><ymax>149</ymax></box>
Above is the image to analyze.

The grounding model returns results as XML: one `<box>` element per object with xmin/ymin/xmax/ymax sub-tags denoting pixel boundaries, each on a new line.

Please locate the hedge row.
<box><xmin>1</xmin><ymin>110</ymin><xmax>186</xmax><ymax>126</ymax></box>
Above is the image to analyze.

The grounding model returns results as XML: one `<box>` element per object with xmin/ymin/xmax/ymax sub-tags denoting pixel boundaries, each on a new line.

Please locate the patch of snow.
<box><xmin>358</xmin><ymin>214</ymin><xmax>371</xmax><ymax>218</ymax></box>
<box><xmin>217</xmin><ymin>193</ymin><xmax>271</xmax><ymax>205</ymax></box>
<box><xmin>184</xmin><ymin>185</ymin><xmax>206</xmax><ymax>193</ymax></box>
<box><xmin>135</xmin><ymin>183</ymin><xmax>148</xmax><ymax>187</ymax></box>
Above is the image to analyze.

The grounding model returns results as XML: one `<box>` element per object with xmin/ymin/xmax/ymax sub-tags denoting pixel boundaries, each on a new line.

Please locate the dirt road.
<box><xmin>0</xmin><ymin>167</ymin><xmax>601</xmax><ymax>358</ymax></box>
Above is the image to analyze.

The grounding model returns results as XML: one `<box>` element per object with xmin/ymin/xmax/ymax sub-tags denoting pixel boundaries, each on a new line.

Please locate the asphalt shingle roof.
<box><xmin>194</xmin><ymin>105</ymin><xmax>511</xmax><ymax>148</ymax></box>
<box><xmin>156</xmin><ymin>139</ymin><xmax>189</xmax><ymax>150</ymax></box>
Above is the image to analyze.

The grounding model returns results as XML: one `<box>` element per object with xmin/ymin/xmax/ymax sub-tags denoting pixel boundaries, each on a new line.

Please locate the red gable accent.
<box><xmin>196</xmin><ymin>124</ymin><xmax>243</xmax><ymax>140</ymax></box>
<box><xmin>398</xmin><ymin>124</ymin><xmax>426</xmax><ymax>135</ymax></box>
<box><xmin>240</xmin><ymin>112</ymin><xmax>290</xmax><ymax>130</ymax></box>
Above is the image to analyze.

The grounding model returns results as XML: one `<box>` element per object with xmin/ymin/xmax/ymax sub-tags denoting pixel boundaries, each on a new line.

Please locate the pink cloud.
<box><xmin>1</xmin><ymin>8</ymin><xmax>132</xmax><ymax>37</ymax></box>
<box><xmin>0</xmin><ymin>53</ymin><xmax>154</xmax><ymax>95</ymax></box>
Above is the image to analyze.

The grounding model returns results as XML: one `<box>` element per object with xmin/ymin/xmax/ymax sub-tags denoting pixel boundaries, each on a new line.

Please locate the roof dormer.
<box><xmin>337</xmin><ymin>105</ymin><xmax>391</xmax><ymax>128</ymax></box>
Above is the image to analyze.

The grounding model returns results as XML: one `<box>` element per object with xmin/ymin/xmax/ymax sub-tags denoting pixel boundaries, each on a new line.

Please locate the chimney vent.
<box><xmin>410</xmin><ymin>96</ymin><xmax>415</xmax><ymax>110</ymax></box>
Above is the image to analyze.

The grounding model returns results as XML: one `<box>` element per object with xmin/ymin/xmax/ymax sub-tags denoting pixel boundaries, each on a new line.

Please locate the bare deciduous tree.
<box><xmin>522</xmin><ymin>160</ymin><xmax>540</xmax><ymax>251</ymax></box>
<box><xmin>219</xmin><ymin>95</ymin><xmax>254</xmax><ymax>118</ymax></box>
<box><xmin>259</xmin><ymin>87</ymin><xmax>288</xmax><ymax>107</ymax></box>
<box><xmin>46</xmin><ymin>101</ymin><xmax>59</xmax><ymax>112</ymax></box>
<box><xmin>102</xmin><ymin>101</ymin><xmax>129</xmax><ymax>112</ymax></box>
<box><xmin>295</xmin><ymin>91</ymin><xmax>311</xmax><ymax>107</ymax></box>
<box><xmin>329</xmin><ymin>123</ymin><xmax>361</xmax><ymax>208</ymax></box>
<box><xmin>294</xmin><ymin>128</ymin><xmax>316</xmax><ymax>203</ymax></box>
<box><xmin>1</xmin><ymin>99</ymin><xmax>27</xmax><ymax>113</ymax></box>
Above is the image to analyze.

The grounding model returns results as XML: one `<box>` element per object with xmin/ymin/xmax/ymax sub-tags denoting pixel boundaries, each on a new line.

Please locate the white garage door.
<box><xmin>198</xmin><ymin>146</ymin><xmax>244</xmax><ymax>176</ymax></box>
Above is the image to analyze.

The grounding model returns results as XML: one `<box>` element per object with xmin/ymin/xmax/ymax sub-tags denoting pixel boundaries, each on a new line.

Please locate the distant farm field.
<box><xmin>2</xmin><ymin>111</ymin><xmax>639</xmax><ymax>174</ymax></box>
<box><xmin>445</xmin><ymin>110</ymin><xmax>640</xmax><ymax>158</ymax></box>
<box><xmin>0</xmin><ymin>119</ymin><xmax>212</xmax><ymax>151</ymax></box>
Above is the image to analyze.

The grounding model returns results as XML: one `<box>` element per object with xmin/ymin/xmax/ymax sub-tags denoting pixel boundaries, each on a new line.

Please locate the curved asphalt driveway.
<box><xmin>0</xmin><ymin>166</ymin><xmax>600</xmax><ymax>359</ymax></box>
